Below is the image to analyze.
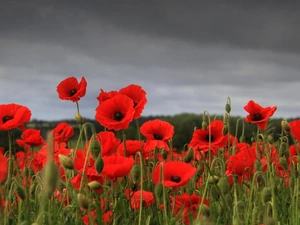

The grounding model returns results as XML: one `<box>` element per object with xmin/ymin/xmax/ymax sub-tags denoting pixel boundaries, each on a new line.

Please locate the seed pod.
<box><xmin>75</xmin><ymin>113</ymin><xmax>84</xmax><ymax>124</ymax></box>
<box><xmin>88</xmin><ymin>181</ymin><xmax>102</xmax><ymax>190</ymax></box>
<box><xmin>58</xmin><ymin>154</ymin><xmax>74</xmax><ymax>170</ymax></box>
<box><xmin>217</xmin><ymin>177</ymin><xmax>230</xmax><ymax>196</ymax></box>
<box><xmin>95</xmin><ymin>157</ymin><xmax>104</xmax><ymax>174</ymax></box>
<box><xmin>261</xmin><ymin>187</ymin><xmax>272</xmax><ymax>204</ymax></box>
<box><xmin>130</xmin><ymin>164</ymin><xmax>140</xmax><ymax>184</ymax></box>
<box><xmin>89</xmin><ymin>140</ymin><xmax>101</xmax><ymax>160</ymax></box>
<box><xmin>77</xmin><ymin>193</ymin><xmax>89</xmax><ymax>209</ymax></box>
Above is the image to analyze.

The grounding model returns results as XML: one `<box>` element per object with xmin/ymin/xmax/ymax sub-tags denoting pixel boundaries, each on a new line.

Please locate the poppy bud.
<box><xmin>160</xmin><ymin>149</ymin><xmax>168</xmax><ymax>160</ymax></box>
<box><xmin>208</xmin><ymin>175</ymin><xmax>219</xmax><ymax>184</ymax></box>
<box><xmin>58</xmin><ymin>154</ymin><xmax>74</xmax><ymax>170</ymax></box>
<box><xmin>255</xmin><ymin>159</ymin><xmax>262</xmax><ymax>172</ymax></box>
<box><xmin>16</xmin><ymin>184</ymin><xmax>26</xmax><ymax>200</ymax></box>
<box><xmin>155</xmin><ymin>183</ymin><xmax>163</xmax><ymax>202</ymax></box>
<box><xmin>267</xmin><ymin>135</ymin><xmax>274</xmax><ymax>144</ymax></box>
<box><xmin>217</xmin><ymin>177</ymin><xmax>230</xmax><ymax>195</ymax></box>
<box><xmin>44</xmin><ymin>160</ymin><xmax>58</xmax><ymax>197</ymax></box>
<box><xmin>77</xmin><ymin>193</ymin><xmax>89</xmax><ymax>209</ymax></box>
<box><xmin>130</xmin><ymin>164</ymin><xmax>140</xmax><ymax>184</ymax></box>
<box><xmin>56</xmin><ymin>179</ymin><xmax>66</xmax><ymax>193</ymax></box>
<box><xmin>183</xmin><ymin>148</ymin><xmax>194</xmax><ymax>163</ymax></box>
<box><xmin>261</xmin><ymin>187</ymin><xmax>272</xmax><ymax>204</ymax></box>
<box><xmin>281</xmin><ymin>120</ymin><xmax>290</xmax><ymax>132</ymax></box>
<box><xmin>202</xmin><ymin>121</ymin><xmax>208</xmax><ymax>131</ymax></box>
<box><xmin>30</xmin><ymin>182</ymin><xmax>37</xmax><ymax>196</ymax></box>
<box><xmin>95</xmin><ymin>157</ymin><xmax>104</xmax><ymax>174</ymax></box>
<box><xmin>75</xmin><ymin>113</ymin><xmax>84</xmax><ymax>124</ymax></box>
<box><xmin>88</xmin><ymin>181</ymin><xmax>102</xmax><ymax>190</ymax></box>
<box><xmin>239</xmin><ymin>135</ymin><xmax>245</xmax><ymax>143</ymax></box>
<box><xmin>222</xmin><ymin>125</ymin><xmax>229</xmax><ymax>135</ymax></box>
<box><xmin>225</xmin><ymin>103</ymin><xmax>231</xmax><ymax>114</ymax></box>
<box><xmin>89</xmin><ymin>140</ymin><xmax>101</xmax><ymax>160</ymax></box>
<box><xmin>279</xmin><ymin>157</ymin><xmax>288</xmax><ymax>171</ymax></box>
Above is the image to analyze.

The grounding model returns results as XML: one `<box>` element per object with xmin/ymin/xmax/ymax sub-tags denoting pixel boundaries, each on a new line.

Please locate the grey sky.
<box><xmin>1</xmin><ymin>0</ymin><xmax>300</xmax><ymax>121</ymax></box>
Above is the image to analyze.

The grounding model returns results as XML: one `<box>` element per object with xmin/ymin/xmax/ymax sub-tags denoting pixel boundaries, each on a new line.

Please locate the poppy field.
<box><xmin>0</xmin><ymin>76</ymin><xmax>300</xmax><ymax>225</ymax></box>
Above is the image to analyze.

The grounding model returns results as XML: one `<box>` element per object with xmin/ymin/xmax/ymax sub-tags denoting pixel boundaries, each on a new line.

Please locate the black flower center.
<box><xmin>2</xmin><ymin>115</ymin><xmax>13</xmax><ymax>124</ymax></box>
<box><xmin>69</xmin><ymin>88</ymin><xmax>77</xmax><ymax>96</ymax></box>
<box><xmin>113</xmin><ymin>112</ymin><xmax>124</xmax><ymax>121</ymax></box>
<box><xmin>154</xmin><ymin>133</ymin><xmax>163</xmax><ymax>140</ymax></box>
<box><xmin>252</xmin><ymin>113</ymin><xmax>263</xmax><ymax>121</ymax></box>
<box><xmin>205</xmin><ymin>134</ymin><xmax>214</xmax><ymax>142</ymax></box>
<box><xmin>133</xmin><ymin>102</ymin><xmax>138</xmax><ymax>108</ymax></box>
<box><xmin>170</xmin><ymin>176</ymin><xmax>181</xmax><ymax>183</ymax></box>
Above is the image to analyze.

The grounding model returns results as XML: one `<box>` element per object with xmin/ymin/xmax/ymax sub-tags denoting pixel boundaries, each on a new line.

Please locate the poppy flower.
<box><xmin>170</xmin><ymin>193</ymin><xmax>209</xmax><ymax>225</ymax></box>
<box><xmin>117</xmin><ymin>140</ymin><xmax>145</xmax><ymax>157</ymax></box>
<box><xmin>125</xmin><ymin>189</ymin><xmax>155</xmax><ymax>210</ymax></box>
<box><xmin>82</xmin><ymin>210</ymin><xmax>113</xmax><ymax>225</ymax></box>
<box><xmin>16</xmin><ymin>150</ymin><xmax>45</xmax><ymax>173</ymax></box>
<box><xmin>244</xmin><ymin>100</ymin><xmax>277</xmax><ymax>130</ymax></box>
<box><xmin>95</xmin><ymin>95</ymin><xmax>135</xmax><ymax>131</ymax></box>
<box><xmin>0</xmin><ymin>103</ymin><xmax>31</xmax><ymax>131</ymax></box>
<box><xmin>57</xmin><ymin>76</ymin><xmax>87</xmax><ymax>102</ymax></box>
<box><xmin>119</xmin><ymin>84</ymin><xmax>147</xmax><ymax>119</ymax></box>
<box><xmin>289</xmin><ymin>120</ymin><xmax>300</xmax><ymax>142</ymax></box>
<box><xmin>101</xmin><ymin>155</ymin><xmax>134</xmax><ymax>181</ymax></box>
<box><xmin>188</xmin><ymin>120</ymin><xmax>227</xmax><ymax>155</ymax></box>
<box><xmin>96</xmin><ymin>89</ymin><xmax>120</xmax><ymax>103</ymax></box>
<box><xmin>152</xmin><ymin>161</ymin><xmax>197</xmax><ymax>188</ymax></box>
<box><xmin>16</xmin><ymin>128</ymin><xmax>46</xmax><ymax>148</ymax></box>
<box><xmin>0</xmin><ymin>152</ymin><xmax>8</xmax><ymax>182</ymax></box>
<box><xmin>52</xmin><ymin>122</ymin><xmax>74</xmax><ymax>143</ymax></box>
<box><xmin>140</xmin><ymin>119</ymin><xmax>174</xmax><ymax>152</ymax></box>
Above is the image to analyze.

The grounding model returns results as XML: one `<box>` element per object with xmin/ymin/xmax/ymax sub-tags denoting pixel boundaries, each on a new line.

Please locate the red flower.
<box><xmin>244</xmin><ymin>100</ymin><xmax>277</xmax><ymax>130</ymax></box>
<box><xmin>289</xmin><ymin>120</ymin><xmax>300</xmax><ymax>142</ymax></box>
<box><xmin>188</xmin><ymin>120</ymin><xmax>227</xmax><ymax>155</ymax></box>
<box><xmin>94</xmin><ymin>131</ymin><xmax>120</xmax><ymax>157</ymax></box>
<box><xmin>152</xmin><ymin>161</ymin><xmax>197</xmax><ymax>188</ymax></box>
<box><xmin>0</xmin><ymin>152</ymin><xmax>8</xmax><ymax>182</ymax></box>
<box><xmin>119</xmin><ymin>84</ymin><xmax>147</xmax><ymax>119</ymax></box>
<box><xmin>0</xmin><ymin>103</ymin><xmax>31</xmax><ymax>131</ymax></box>
<box><xmin>117</xmin><ymin>140</ymin><xmax>145</xmax><ymax>157</ymax></box>
<box><xmin>82</xmin><ymin>210</ymin><xmax>113</xmax><ymax>225</ymax></box>
<box><xmin>95</xmin><ymin>95</ymin><xmax>135</xmax><ymax>131</ymax></box>
<box><xmin>17</xmin><ymin>128</ymin><xmax>45</xmax><ymax>148</ymax></box>
<box><xmin>57</xmin><ymin>76</ymin><xmax>87</xmax><ymax>102</ymax></box>
<box><xmin>52</xmin><ymin>122</ymin><xmax>74</xmax><ymax>143</ymax></box>
<box><xmin>125</xmin><ymin>189</ymin><xmax>155</xmax><ymax>210</ymax></box>
<box><xmin>140</xmin><ymin>119</ymin><xmax>174</xmax><ymax>152</ymax></box>
<box><xmin>96</xmin><ymin>89</ymin><xmax>119</xmax><ymax>103</ymax></box>
<box><xmin>101</xmin><ymin>155</ymin><xmax>134</xmax><ymax>181</ymax></box>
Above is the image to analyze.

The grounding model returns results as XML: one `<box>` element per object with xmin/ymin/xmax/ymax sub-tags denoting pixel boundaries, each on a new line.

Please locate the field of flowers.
<box><xmin>0</xmin><ymin>76</ymin><xmax>299</xmax><ymax>225</ymax></box>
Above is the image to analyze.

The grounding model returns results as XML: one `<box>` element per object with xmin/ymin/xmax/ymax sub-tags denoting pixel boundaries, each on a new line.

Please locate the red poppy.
<box><xmin>90</xmin><ymin>131</ymin><xmax>121</xmax><ymax>157</ymax></box>
<box><xmin>0</xmin><ymin>103</ymin><xmax>31</xmax><ymax>131</ymax></box>
<box><xmin>140</xmin><ymin>119</ymin><xmax>174</xmax><ymax>152</ymax></box>
<box><xmin>57</xmin><ymin>76</ymin><xmax>87</xmax><ymax>102</ymax></box>
<box><xmin>188</xmin><ymin>120</ymin><xmax>227</xmax><ymax>155</ymax></box>
<box><xmin>101</xmin><ymin>155</ymin><xmax>134</xmax><ymax>181</ymax></box>
<box><xmin>125</xmin><ymin>189</ymin><xmax>155</xmax><ymax>210</ymax></box>
<box><xmin>82</xmin><ymin>210</ymin><xmax>113</xmax><ymax>225</ymax></box>
<box><xmin>16</xmin><ymin>150</ymin><xmax>45</xmax><ymax>173</ymax></box>
<box><xmin>170</xmin><ymin>193</ymin><xmax>209</xmax><ymax>225</ymax></box>
<box><xmin>152</xmin><ymin>161</ymin><xmax>197</xmax><ymax>188</ymax></box>
<box><xmin>95</xmin><ymin>95</ymin><xmax>135</xmax><ymax>131</ymax></box>
<box><xmin>119</xmin><ymin>84</ymin><xmax>147</xmax><ymax>119</ymax></box>
<box><xmin>117</xmin><ymin>140</ymin><xmax>145</xmax><ymax>157</ymax></box>
<box><xmin>52</xmin><ymin>122</ymin><xmax>74</xmax><ymax>143</ymax></box>
<box><xmin>0</xmin><ymin>152</ymin><xmax>8</xmax><ymax>182</ymax></box>
<box><xmin>289</xmin><ymin>120</ymin><xmax>300</xmax><ymax>142</ymax></box>
<box><xmin>96</xmin><ymin>89</ymin><xmax>120</xmax><ymax>103</ymax></box>
<box><xmin>16</xmin><ymin>128</ymin><xmax>45</xmax><ymax>148</ymax></box>
<box><xmin>244</xmin><ymin>100</ymin><xmax>277</xmax><ymax>130</ymax></box>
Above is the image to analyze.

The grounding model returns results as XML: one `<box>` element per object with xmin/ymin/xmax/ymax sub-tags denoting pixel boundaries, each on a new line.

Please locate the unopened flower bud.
<box><xmin>183</xmin><ymin>148</ymin><xmax>194</xmax><ymax>163</ymax></box>
<box><xmin>95</xmin><ymin>157</ymin><xmax>104</xmax><ymax>174</ymax></box>
<box><xmin>89</xmin><ymin>140</ymin><xmax>101</xmax><ymax>160</ymax></box>
<box><xmin>261</xmin><ymin>187</ymin><xmax>272</xmax><ymax>204</ymax></box>
<box><xmin>218</xmin><ymin>177</ymin><xmax>230</xmax><ymax>195</ymax></box>
<box><xmin>16</xmin><ymin>184</ymin><xmax>26</xmax><ymax>200</ymax></box>
<box><xmin>255</xmin><ymin>159</ymin><xmax>262</xmax><ymax>172</ymax></box>
<box><xmin>58</xmin><ymin>154</ymin><xmax>74</xmax><ymax>170</ymax></box>
<box><xmin>75</xmin><ymin>113</ymin><xmax>84</xmax><ymax>124</ymax></box>
<box><xmin>44</xmin><ymin>160</ymin><xmax>58</xmax><ymax>197</ymax></box>
<box><xmin>155</xmin><ymin>183</ymin><xmax>163</xmax><ymax>202</ymax></box>
<box><xmin>208</xmin><ymin>175</ymin><xmax>219</xmax><ymax>184</ymax></box>
<box><xmin>222</xmin><ymin>125</ymin><xmax>229</xmax><ymax>135</ymax></box>
<box><xmin>88</xmin><ymin>181</ymin><xmax>102</xmax><ymax>190</ymax></box>
<box><xmin>56</xmin><ymin>179</ymin><xmax>66</xmax><ymax>193</ymax></box>
<box><xmin>225</xmin><ymin>103</ymin><xmax>231</xmax><ymax>114</ymax></box>
<box><xmin>281</xmin><ymin>120</ymin><xmax>290</xmax><ymax>132</ymax></box>
<box><xmin>202</xmin><ymin>121</ymin><xmax>208</xmax><ymax>131</ymax></box>
<box><xmin>160</xmin><ymin>149</ymin><xmax>168</xmax><ymax>160</ymax></box>
<box><xmin>130</xmin><ymin>164</ymin><xmax>140</xmax><ymax>184</ymax></box>
<box><xmin>77</xmin><ymin>193</ymin><xmax>89</xmax><ymax>209</ymax></box>
<box><xmin>239</xmin><ymin>135</ymin><xmax>245</xmax><ymax>143</ymax></box>
<box><xmin>279</xmin><ymin>157</ymin><xmax>288</xmax><ymax>171</ymax></box>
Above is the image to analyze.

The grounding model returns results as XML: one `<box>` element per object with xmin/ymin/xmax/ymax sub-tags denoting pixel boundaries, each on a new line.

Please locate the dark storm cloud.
<box><xmin>1</xmin><ymin>0</ymin><xmax>300</xmax><ymax>120</ymax></box>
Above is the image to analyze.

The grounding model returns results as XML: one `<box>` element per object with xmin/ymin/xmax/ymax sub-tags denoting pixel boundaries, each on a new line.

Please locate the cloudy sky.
<box><xmin>1</xmin><ymin>0</ymin><xmax>300</xmax><ymax>121</ymax></box>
